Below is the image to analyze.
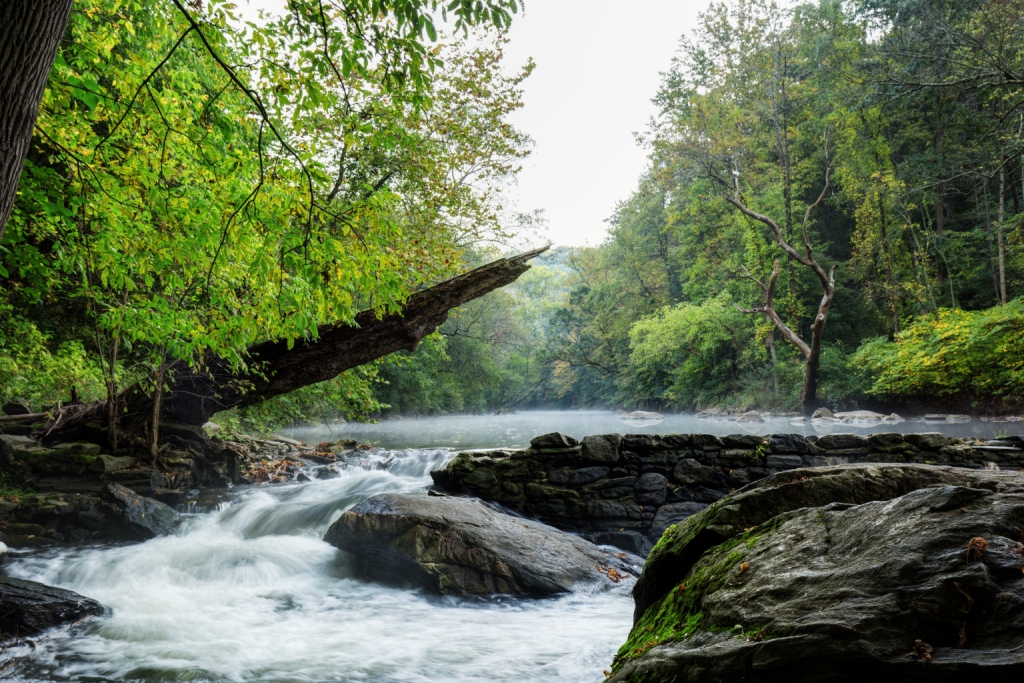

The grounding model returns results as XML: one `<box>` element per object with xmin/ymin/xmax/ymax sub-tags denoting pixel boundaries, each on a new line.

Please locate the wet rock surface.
<box><xmin>432</xmin><ymin>431</ymin><xmax>1023</xmax><ymax>554</ymax></box>
<box><xmin>102</xmin><ymin>483</ymin><xmax>180</xmax><ymax>539</ymax></box>
<box><xmin>324</xmin><ymin>492</ymin><xmax>640</xmax><ymax>596</ymax></box>
<box><xmin>0</xmin><ymin>427</ymin><xmax>377</xmax><ymax>543</ymax></box>
<box><xmin>0</xmin><ymin>576</ymin><xmax>104</xmax><ymax>640</ymax></box>
<box><xmin>608</xmin><ymin>464</ymin><xmax>1024</xmax><ymax>682</ymax></box>
<box><xmin>0</xmin><ymin>483</ymin><xmax>180</xmax><ymax>546</ymax></box>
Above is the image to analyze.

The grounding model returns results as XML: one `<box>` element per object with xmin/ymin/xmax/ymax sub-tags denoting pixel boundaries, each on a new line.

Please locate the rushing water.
<box><xmin>5</xmin><ymin>409</ymin><xmax>1020</xmax><ymax>681</ymax></box>
<box><xmin>2</xmin><ymin>446</ymin><xmax>633</xmax><ymax>682</ymax></box>
<box><xmin>283</xmin><ymin>409</ymin><xmax>1022</xmax><ymax>450</ymax></box>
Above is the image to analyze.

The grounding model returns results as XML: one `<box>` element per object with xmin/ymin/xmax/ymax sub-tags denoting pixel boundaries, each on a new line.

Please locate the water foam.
<box><xmin>3</xmin><ymin>448</ymin><xmax>632</xmax><ymax>682</ymax></box>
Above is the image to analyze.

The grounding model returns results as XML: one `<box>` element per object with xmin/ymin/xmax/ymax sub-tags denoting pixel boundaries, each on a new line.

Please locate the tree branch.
<box><xmin>735</xmin><ymin>259</ymin><xmax>811</xmax><ymax>359</ymax></box>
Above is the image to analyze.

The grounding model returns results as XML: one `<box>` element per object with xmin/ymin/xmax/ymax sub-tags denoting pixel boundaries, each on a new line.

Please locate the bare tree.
<box><xmin>730</xmin><ymin>165</ymin><xmax>836</xmax><ymax>416</ymax></box>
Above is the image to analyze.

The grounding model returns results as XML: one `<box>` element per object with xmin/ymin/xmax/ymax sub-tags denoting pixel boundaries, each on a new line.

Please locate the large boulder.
<box><xmin>0</xmin><ymin>576</ymin><xmax>104</xmax><ymax>639</ymax></box>
<box><xmin>325</xmin><ymin>493</ymin><xmax>639</xmax><ymax>596</ymax></box>
<box><xmin>609</xmin><ymin>464</ymin><xmax>1024</xmax><ymax>682</ymax></box>
<box><xmin>631</xmin><ymin>463</ymin><xmax>1011</xmax><ymax>623</ymax></box>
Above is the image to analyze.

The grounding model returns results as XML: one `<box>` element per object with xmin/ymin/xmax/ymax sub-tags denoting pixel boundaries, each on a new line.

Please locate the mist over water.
<box><xmin>283</xmin><ymin>409</ymin><xmax>1018</xmax><ymax>451</ymax></box>
<box><xmin>2</xmin><ymin>446</ymin><xmax>633</xmax><ymax>682</ymax></box>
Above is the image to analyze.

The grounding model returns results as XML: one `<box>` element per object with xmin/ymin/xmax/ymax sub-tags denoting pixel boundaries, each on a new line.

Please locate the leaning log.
<box><xmin>11</xmin><ymin>247</ymin><xmax>548</xmax><ymax>439</ymax></box>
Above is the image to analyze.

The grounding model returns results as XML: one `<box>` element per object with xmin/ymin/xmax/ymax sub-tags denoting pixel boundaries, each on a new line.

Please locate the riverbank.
<box><xmin>3</xmin><ymin>417</ymin><xmax>1023</xmax><ymax>681</ymax></box>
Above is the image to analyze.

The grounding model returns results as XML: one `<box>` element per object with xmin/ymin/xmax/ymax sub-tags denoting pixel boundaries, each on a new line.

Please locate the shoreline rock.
<box><xmin>608</xmin><ymin>464</ymin><xmax>1024</xmax><ymax>682</ymax></box>
<box><xmin>0</xmin><ymin>576</ymin><xmax>104</xmax><ymax>641</ymax></box>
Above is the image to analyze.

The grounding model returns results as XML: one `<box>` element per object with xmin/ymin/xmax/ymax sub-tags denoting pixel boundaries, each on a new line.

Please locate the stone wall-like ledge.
<box><xmin>430</xmin><ymin>431</ymin><xmax>1023</xmax><ymax>554</ymax></box>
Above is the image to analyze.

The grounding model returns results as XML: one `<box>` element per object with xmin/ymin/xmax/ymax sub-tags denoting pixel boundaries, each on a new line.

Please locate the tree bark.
<box><xmin>0</xmin><ymin>0</ymin><xmax>73</xmax><ymax>243</ymax></box>
<box><xmin>28</xmin><ymin>248</ymin><xmax>548</xmax><ymax>439</ymax></box>
<box><xmin>149</xmin><ymin>355</ymin><xmax>167</xmax><ymax>464</ymax></box>
<box><xmin>877</xmin><ymin>193</ymin><xmax>899</xmax><ymax>336</ymax></box>
<box><xmin>998</xmin><ymin>158</ymin><xmax>1008</xmax><ymax>304</ymax></box>
<box><xmin>934</xmin><ymin>93</ymin><xmax>945</xmax><ymax>236</ymax></box>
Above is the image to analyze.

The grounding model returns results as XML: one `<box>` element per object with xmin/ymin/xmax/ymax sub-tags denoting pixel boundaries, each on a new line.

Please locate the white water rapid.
<box><xmin>2</xmin><ymin>447</ymin><xmax>633</xmax><ymax>682</ymax></box>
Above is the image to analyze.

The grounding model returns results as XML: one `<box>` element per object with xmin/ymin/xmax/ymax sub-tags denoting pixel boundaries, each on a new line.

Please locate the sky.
<box><xmin>502</xmin><ymin>1</ymin><xmax>708</xmax><ymax>246</ymax></box>
<box><xmin>240</xmin><ymin>0</ymin><xmax>710</xmax><ymax>247</ymax></box>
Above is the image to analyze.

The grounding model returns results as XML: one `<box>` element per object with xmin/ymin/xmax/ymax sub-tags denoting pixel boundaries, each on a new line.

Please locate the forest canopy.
<box><xmin>0</xmin><ymin>0</ymin><xmax>531</xmax><ymax>430</ymax></box>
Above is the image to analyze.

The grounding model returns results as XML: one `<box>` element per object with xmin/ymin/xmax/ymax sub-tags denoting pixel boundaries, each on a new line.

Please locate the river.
<box><xmin>3</xmin><ymin>444</ymin><xmax>631</xmax><ymax>682</ymax></box>
<box><xmin>2</xmin><ymin>409</ymin><xmax>1016</xmax><ymax>681</ymax></box>
<box><xmin>281</xmin><ymin>408</ymin><xmax>1015</xmax><ymax>450</ymax></box>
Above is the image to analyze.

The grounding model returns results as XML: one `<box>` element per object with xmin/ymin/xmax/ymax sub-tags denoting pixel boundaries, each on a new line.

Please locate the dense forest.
<box><xmin>371</xmin><ymin>0</ymin><xmax>1024</xmax><ymax>420</ymax></box>
<box><xmin>5</xmin><ymin>0</ymin><xmax>1024</xmax><ymax>431</ymax></box>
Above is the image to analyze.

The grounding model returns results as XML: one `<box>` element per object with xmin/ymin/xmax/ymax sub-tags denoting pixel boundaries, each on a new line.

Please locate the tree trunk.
<box><xmin>935</xmin><ymin>93</ymin><xmax>945</xmax><ymax>236</ymax></box>
<box><xmin>799</xmin><ymin>279</ymin><xmax>837</xmax><ymax>417</ymax></box>
<box><xmin>149</xmin><ymin>358</ymin><xmax>167</xmax><ymax>464</ymax></box>
<box><xmin>998</xmin><ymin>160</ymin><xmax>1008</xmax><ymax>304</ymax></box>
<box><xmin>801</xmin><ymin>338</ymin><xmax>822</xmax><ymax>416</ymax></box>
<box><xmin>29</xmin><ymin>248</ymin><xmax>548</xmax><ymax>440</ymax></box>
<box><xmin>982</xmin><ymin>184</ymin><xmax>1001</xmax><ymax>304</ymax></box>
<box><xmin>0</xmin><ymin>0</ymin><xmax>73</xmax><ymax>243</ymax></box>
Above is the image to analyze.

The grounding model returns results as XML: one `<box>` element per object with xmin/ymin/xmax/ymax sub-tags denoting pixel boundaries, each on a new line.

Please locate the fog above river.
<box><xmin>283</xmin><ymin>410</ymin><xmax>1019</xmax><ymax>451</ymax></box>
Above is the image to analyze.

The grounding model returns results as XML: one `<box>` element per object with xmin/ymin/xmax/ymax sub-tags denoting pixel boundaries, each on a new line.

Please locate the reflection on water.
<box><xmin>284</xmin><ymin>409</ymin><xmax>1021</xmax><ymax>450</ymax></box>
<box><xmin>3</xmin><ymin>447</ymin><xmax>633</xmax><ymax>682</ymax></box>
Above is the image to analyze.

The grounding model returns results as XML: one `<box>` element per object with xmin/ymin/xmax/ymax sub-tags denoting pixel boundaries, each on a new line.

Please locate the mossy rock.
<box><xmin>613</xmin><ymin>515</ymin><xmax>789</xmax><ymax>668</ymax></box>
<box><xmin>609</xmin><ymin>470</ymin><xmax>1024</xmax><ymax>682</ymax></box>
<box><xmin>631</xmin><ymin>463</ymin><xmax>1007</xmax><ymax>625</ymax></box>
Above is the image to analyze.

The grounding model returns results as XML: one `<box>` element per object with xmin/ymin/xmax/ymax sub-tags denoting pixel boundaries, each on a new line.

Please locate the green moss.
<box><xmin>647</xmin><ymin>504</ymin><xmax>714</xmax><ymax>559</ymax></box>
<box><xmin>613</xmin><ymin>514</ymin><xmax>791</xmax><ymax>673</ymax></box>
<box><xmin>0</xmin><ymin>470</ymin><xmax>34</xmax><ymax>501</ymax></box>
<box><xmin>613</xmin><ymin>537</ymin><xmax>746</xmax><ymax>668</ymax></box>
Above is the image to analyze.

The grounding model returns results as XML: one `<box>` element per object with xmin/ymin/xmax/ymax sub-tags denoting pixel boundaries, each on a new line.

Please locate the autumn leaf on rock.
<box><xmin>967</xmin><ymin>537</ymin><xmax>988</xmax><ymax>562</ymax></box>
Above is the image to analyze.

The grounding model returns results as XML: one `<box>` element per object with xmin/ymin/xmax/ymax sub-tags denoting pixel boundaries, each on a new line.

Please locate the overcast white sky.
<box><xmin>502</xmin><ymin>1</ymin><xmax>708</xmax><ymax>246</ymax></box>
<box><xmin>242</xmin><ymin>0</ymin><xmax>709</xmax><ymax>247</ymax></box>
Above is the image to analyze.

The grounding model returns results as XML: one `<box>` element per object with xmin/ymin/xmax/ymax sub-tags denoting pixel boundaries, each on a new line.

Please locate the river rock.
<box><xmin>735</xmin><ymin>411</ymin><xmax>763</xmax><ymax>423</ymax></box>
<box><xmin>2</xmin><ymin>401</ymin><xmax>32</xmax><ymax>416</ymax></box>
<box><xmin>325</xmin><ymin>493</ymin><xmax>638</xmax><ymax>596</ymax></box>
<box><xmin>631</xmin><ymin>463</ymin><xmax>1016</xmax><ymax>622</ymax></box>
<box><xmin>835</xmin><ymin>409</ymin><xmax>887</xmax><ymax>421</ymax></box>
<box><xmin>581</xmin><ymin>434</ymin><xmax>622</xmax><ymax>463</ymax></box>
<box><xmin>0</xmin><ymin>576</ymin><xmax>104</xmax><ymax>639</ymax></box>
<box><xmin>530</xmin><ymin>432</ymin><xmax>578</xmax><ymax>450</ymax></box>
<box><xmin>102</xmin><ymin>483</ymin><xmax>180</xmax><ymax>539</ymax></box>
<box><xmin>610</xmin><ymin>464</ymin><xmax>1024</xmax><ymax>682</ymax></box>
<box><xmin>89</xmin><ymin>454</ymin><xmax>136</xmax><ymax>473</ymax></box>
<box><xmin>815</xmin><ymin>433</ymin><xmax>869</xmax><ymax>450</ymax></box>
<box><xmin>767</xmin><ymin>433</ymin><xmax>810</xmax><ymax>454</ymax></box>
<box><xmin>0</xmin><ymin>434</ymin><xmax>38</xmax><ymax>459</ymax></box>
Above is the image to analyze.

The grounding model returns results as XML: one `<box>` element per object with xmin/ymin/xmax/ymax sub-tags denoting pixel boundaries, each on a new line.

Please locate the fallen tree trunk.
<box><xmin>10</xmin><ymin>247</ymin><xmax>547</xmax><ymax>440</ymax></box>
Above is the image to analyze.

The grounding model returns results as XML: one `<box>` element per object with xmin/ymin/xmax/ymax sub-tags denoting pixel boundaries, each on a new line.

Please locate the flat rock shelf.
<box><xmin>431</xmin><ymin>431</ymin><xmax>1024</xmax><ymax>555</ymax></box>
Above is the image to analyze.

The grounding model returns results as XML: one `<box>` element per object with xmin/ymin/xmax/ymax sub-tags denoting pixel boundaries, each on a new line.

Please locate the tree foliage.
<box><xmin>395</xmin><ymin>0</ymin><xmax>1024</xmax><ymax>416</ymax></box>
<box><xmin>1</xmin><ymin>0</ymin><xmax>530</xmax><ymax>423</ymax></box>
